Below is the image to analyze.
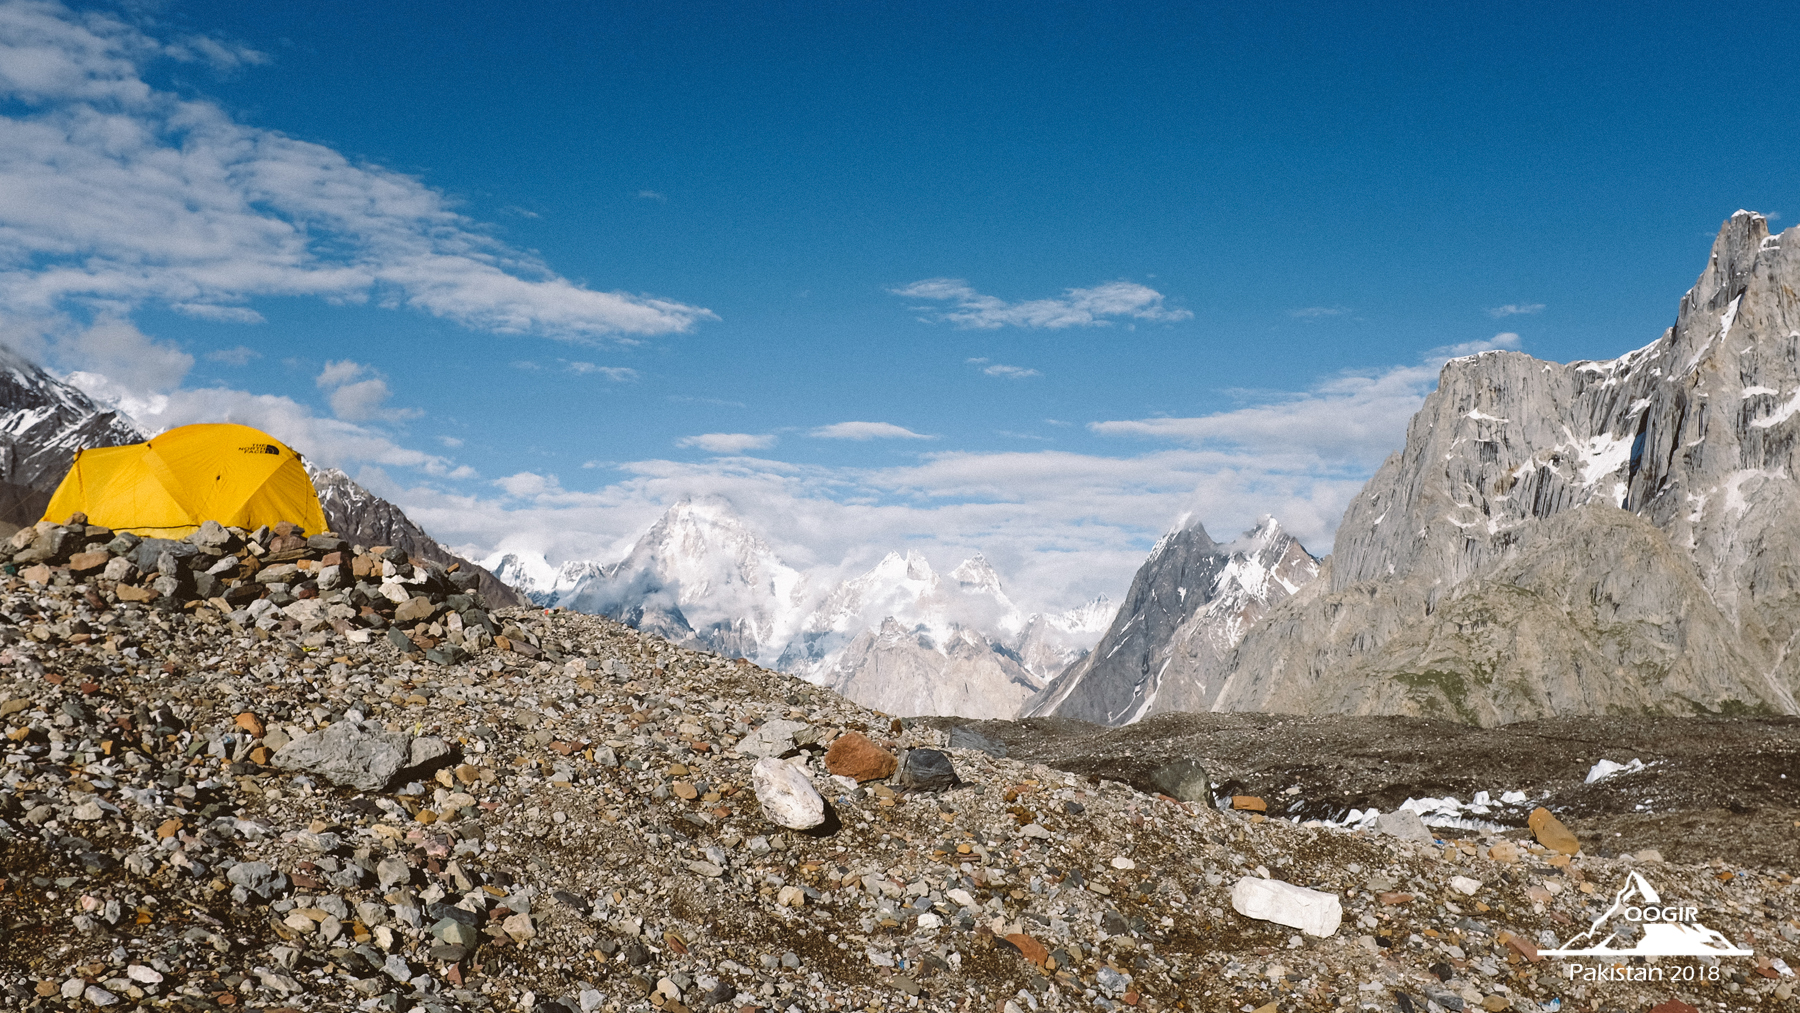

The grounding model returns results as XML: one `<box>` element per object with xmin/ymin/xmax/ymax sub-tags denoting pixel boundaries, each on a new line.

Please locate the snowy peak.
<box><xmin>1</xmin><ymin>343</ymin><xmax>146</xmax><ymax>525</ymax></box>
<box><xmin>555</xmin><ymin>496</ymin><xmax>809</xmax><ymax>665</ymax></box>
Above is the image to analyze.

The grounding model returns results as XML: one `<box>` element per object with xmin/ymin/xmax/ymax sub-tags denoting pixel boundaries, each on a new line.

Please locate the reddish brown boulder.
<box><xmin>824</xmin><ymin>731</ymin><xmax>897</xmax><ymax>782</ymax></box>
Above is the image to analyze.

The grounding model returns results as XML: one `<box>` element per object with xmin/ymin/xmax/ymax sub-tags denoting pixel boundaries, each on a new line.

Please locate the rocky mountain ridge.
<box><xmin>487</xmin><ymin>498</ymin><xmax>1111</xmax><ymax>719</ymax></box>
<box><xmin>1209</xmin><ymin>211</ymin><xmax>1800</xmax><ymax>723</ymax></box>
<box><xmin>1022</xmin><ymin>516</ymin><xmax>1319</xmax><ymax>724</ymax></box>
<box><xmin>0</xmin><ymin>346</ymin><xmax>144</xmax><ymax>529</ymax></box>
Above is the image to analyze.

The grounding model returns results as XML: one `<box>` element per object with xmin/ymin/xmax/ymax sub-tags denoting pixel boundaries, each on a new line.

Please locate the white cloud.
<box><xmin>171</xmin><ymin>303</ymin><xmax>265</xmax><ymax>324</ymax></box>
<box><xmin>636</xmin><ymin>190</ymin><xmax>666</xmax><ymax>202</ymax></box>
<box><xmin>564</xmin><ymin>361</ymin><xmax>637</xmax><ymax>380</ymax></box>
<box><xmin>64</xmin><ymin>369</ymin><xmax>460</xmax><ymax>475</ymax></box>
<box><xmin>810</xmin><ymin>421</ymin><xmax>934</xmax><ymax>441</ymax></box>
<box><xmin>977</xmin><ymin>361</ymin><xmax>1040</xmax><ymax>379</ymax></box>
<box><xmin>314</xmin><ymin>358</ymin><xmax>417</xmax><ymax>423</ymax></box>
<box><xmin>203</xmin><ymin>344</ymin><xmax>260</xmax><ymax>366</ymax></box>
<box><xmin>893</xmin><ymin>278</ymin><xmax>1191</xmax><ymax>329</ymax></box>
<box><xmin>677</xmin><ymin>433</ymin><xmax>777</xmax><ymax>453</ymax></box>
<box><xmin>1290</xmin><ymin>306</ymin><xmax>1350</xmax><ymax>319</ymax></box>
<box><xmin>56</xmin><ymin>315</ymin><xmax>192</xmax><ymax>392</ymax></box>
<box><xmin>494</xmin><ymin>471</ymin><xmax>558</xmax><ymax>498</ymax></box>
<box><xmin>0</xmin><ymin>1</ymin><xmax>714</xmax><ymax>341</ymax></box>
<box><xmin>1487</xmin><ymin>303</ymin><xmax>1545</xmax><ymax>318</ymax></box>
<box><xmin>315</xmin><ymin>359</ymin><xmax>366</xmax><ymax>388</ymax></box>
<box><xmin>1089</xmin><ymin>333</ymin><xmax>1522</xmax><ymax>467</ymax></box>
<box><xmin>438</xmin><ymin>435</ymin><xmax>463</xmax><ymax>448</ymax></box>
<box><xmin>327</xmin><ymin>377</ymin><xmax>398</xmax><ymax>423</ymax></box>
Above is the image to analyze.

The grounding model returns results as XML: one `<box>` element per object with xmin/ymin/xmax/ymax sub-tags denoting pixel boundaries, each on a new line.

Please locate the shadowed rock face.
<box><xmin>1215</xmin><ymin>211</ymin><xmax>1800</xmax><ymax>724</ymax></box>
<box><xmin>1023</xmin><ymin>517</ymin><xmax>1319</xmax><ymax>725</ymax></box>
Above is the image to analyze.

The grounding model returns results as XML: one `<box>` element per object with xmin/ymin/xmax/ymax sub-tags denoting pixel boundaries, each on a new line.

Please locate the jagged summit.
<box><xmin>1214</xmin><ymin>210</ymin><xmax>1800</xmax><ymax>723</ymax></box>
<box><xmin>1022</xmin><ymin>515</ymin><xmax>1319</xmax><ymax>725</ymax></box>
<box><xmin>0</xmin><ymin>344</ymin><xmax>145</xmax><ymax>527</ymax></box>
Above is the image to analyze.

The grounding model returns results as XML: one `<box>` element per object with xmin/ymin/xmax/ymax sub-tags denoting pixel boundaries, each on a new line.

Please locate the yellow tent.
<box><xmin>43</xmin><ymin>423</ymin><xmax>328</xmax><ymax>539</ymax></box>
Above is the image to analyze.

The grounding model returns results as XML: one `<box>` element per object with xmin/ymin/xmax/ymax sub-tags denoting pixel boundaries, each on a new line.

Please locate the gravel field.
<box><xmin>1</xmin><ymin>573</ymin><xmax>1796</xmax><ymax>1013</ymax></box>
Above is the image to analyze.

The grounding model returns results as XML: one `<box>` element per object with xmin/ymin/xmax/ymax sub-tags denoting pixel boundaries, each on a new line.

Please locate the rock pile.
<box><xmin>6</xmin><ymin>515</ymin><xmax>504</xmax><ymax>669</ymax></box>
<box><xmin>0</xmin><ymin>567</ymin><xmax>1795</xmax><ymax>1012</ymax></box>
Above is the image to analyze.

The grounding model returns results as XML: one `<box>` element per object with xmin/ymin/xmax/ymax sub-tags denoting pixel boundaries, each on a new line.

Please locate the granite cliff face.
<box><xmin>1213</xmin><ymin>211</ymin><xmax>1800</xmax><ymax>723</ymax></box>
<box><xmin>1022</xmin><ymin>517</ymin><xmax>1319</xmax><ymax>724</ymax></box>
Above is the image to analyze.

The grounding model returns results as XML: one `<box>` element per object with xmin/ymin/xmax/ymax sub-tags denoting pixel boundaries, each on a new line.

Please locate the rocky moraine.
<box><xmin>0</xmin><ymin>519</ymin><xmax>1795</xmax><ymax>1013</ymax></box>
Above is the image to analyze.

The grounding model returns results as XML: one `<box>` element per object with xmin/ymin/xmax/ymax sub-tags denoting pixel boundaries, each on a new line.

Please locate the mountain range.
<box><xmin>11</xmin><ymin>210</ymin><xmax>1800</xmax><ymax>727</ymax></box>
<box><xmin>1030</xmin><ymin>210</ymin><xmax>1800</xmax><ymax>726</ymax></box>
<box><xmin>485</xmin><ymin>496</ymin><xmax>1112</xmax><ymax>718</ymax></box>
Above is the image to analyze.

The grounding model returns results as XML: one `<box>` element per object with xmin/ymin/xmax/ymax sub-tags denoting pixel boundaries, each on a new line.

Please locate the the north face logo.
<box><xmin>1542</xmin><ymin>870</ymin><xmax>1752</xmax><ymax>957</ymax></box>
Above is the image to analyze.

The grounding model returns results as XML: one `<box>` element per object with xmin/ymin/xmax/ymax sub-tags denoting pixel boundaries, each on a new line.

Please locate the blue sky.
<box><xmin>4</xmin><ymin>0</ymin><xmax>1799</xmax><ymax>609</ymax></box>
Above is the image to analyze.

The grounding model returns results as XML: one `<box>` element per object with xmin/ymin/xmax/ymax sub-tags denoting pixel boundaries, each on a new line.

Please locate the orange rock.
<box><xmin>156</xmin><ymin>818</ymin><xmax>183</xmax><ymax>839</ymax></box>
<box><xmin>67</xmin><ymin>550</ymin><xmax>109</xmax><ymax>575</ymax></box>
<box><xmin>115</xmin><ymin>584</ymin><xmax>157</xmax><ymax>602</ymax></box>
<box><xmin>824</xmin><ymin>731</ymin><xmax>898</xmax><ymax>782</ymax></box>
<box><xmin>19</xmin><ymin>563</ymin><xmax>53</xmax><ymax>585</ymax></box>
<box><xmin>1378</xmin><ymin>892</ymin><xmax>1414</xmax><ymax>905</ymax></box>
<box><xmin>1231</xmin><ymin>795</ymin><xmax>1267</xmax><ymax>812</ymax></box>
<box><xmin>1003</xmin><ymin>932</ymin><xmax>1048</xmax><ymax>967</ymax></box>
<box><xmin>1527</xmin><ymin>807</ymin><xmax>1580</xmax><ymax>855</ymax></box>
<box><xmin>249</xmin><ymin>746</ymin><xmax>271</xmax><ymax>765</ymax></box>
<box><xmin>235</xmin><ymin>712</ymin><xmax>265</xmax><ymax>737</ymax></box>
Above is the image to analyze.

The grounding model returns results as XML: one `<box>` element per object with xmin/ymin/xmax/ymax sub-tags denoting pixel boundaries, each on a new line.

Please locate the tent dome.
<box><xmin>43</xmin><ymin>423</ymin><xmax>327</xmax><ymax>538</ymax></box>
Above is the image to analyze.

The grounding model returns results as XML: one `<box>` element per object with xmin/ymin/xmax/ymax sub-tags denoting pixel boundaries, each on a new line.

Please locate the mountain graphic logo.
<box><xmin>1541</xmin><ymin>870</ymin><xmax>1752</xmax><ymax>957</ymax></box>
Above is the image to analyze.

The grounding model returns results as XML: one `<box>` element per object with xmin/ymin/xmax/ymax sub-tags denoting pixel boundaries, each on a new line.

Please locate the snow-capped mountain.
<box><xmin>0</xmin><ymin>344</ymin><xmax>145</xmax><ymax>527</ymax></box>
<box><xmin>484</xmin><ymin>553</ymin><xmax>608</xmax><ymax>606</ymax></box>
<box><xmin>1022</xmin><ymin>515</ymin><xmax>1320</xmax><ymax>724</ymax></box>
<box><xmin>498</xmin><ymin>497</ymin><xmax>1112</xmax><ymax>718</ymax></box>
<box><xmin>511</xmin><ymin>496</ymin><xmax>814</xmax><ymax>665</ymax></box>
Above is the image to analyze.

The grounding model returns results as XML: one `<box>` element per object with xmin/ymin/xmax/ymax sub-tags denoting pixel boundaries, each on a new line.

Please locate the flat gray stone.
<box><xmin>739</xmin><ymin>719</ymin><xmax>808</xmax><ymax>758</ymax></box>
<box><xmin>273</xmin><ymin>719</ymin><xmax>411</xmax><ymax>792</ymax></box>
<box><xmin>1375</xmin><ymin>808</ymin><xmax>1435</xmax><ymax>843</ymax></box>
<box><xmin>225</xmin><ymin>861</ymin><xmax>286</xmax><ymax>900</ymax></box>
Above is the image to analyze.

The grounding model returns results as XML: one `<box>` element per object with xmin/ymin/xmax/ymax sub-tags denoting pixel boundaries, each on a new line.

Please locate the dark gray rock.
<box><xmin>897</xmin><ymin>748</ymin><xmax>959</xmax><ymax>791</ymax></box>
<box><xmin>1147</xmin><ymin>758</ymin><xmax>1211</xmax><ymax>802</ymax></box>
<box><xmin>948</xmin><ymin>726</ymin><xmax>1007</xmax><ymax>757</ymax></box>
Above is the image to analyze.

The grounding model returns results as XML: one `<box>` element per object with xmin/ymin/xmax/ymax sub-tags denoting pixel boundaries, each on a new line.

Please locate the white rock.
<box><xmin>751</xmin><ymin>756</ymin><xmax>825</xmax><ymax>829</ymax></box>
<box><xmin>125</xmin><ymin>965</ymin><xmax>162</xmax><ymax>984</ymax></box>
<box><xmin>1111</xmin><ymin>856</ymin><xmax>1136</xmax><ymax>870</ymax></box>
<box><xmin>916</xmin><ymin>912</ymin><xmax>942</xmax><ymax>929</ymax></box>
<box><xmin>946</xmin><ymin>888</ymin><xmax>976</xmax><ymax>908</ymax></box>
<box><xmin>1449</xmin><ymin>875</ymin><xmax>1483</xmax><ymax>896</ymax></box>
<box><xmin>1584</xmin><ymin>758</ymin><xmax>1645</xmax><ymax>783</ymax></box>
<box><xmin>1230</xmin><ymin>876</ymin><xmax>1341</xmax><ymax>938</ymax></box>
<box><xmin>1020</xmin><ymin>823</ymin><xmax>1053</xmax><ymax>839</ymax></box>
